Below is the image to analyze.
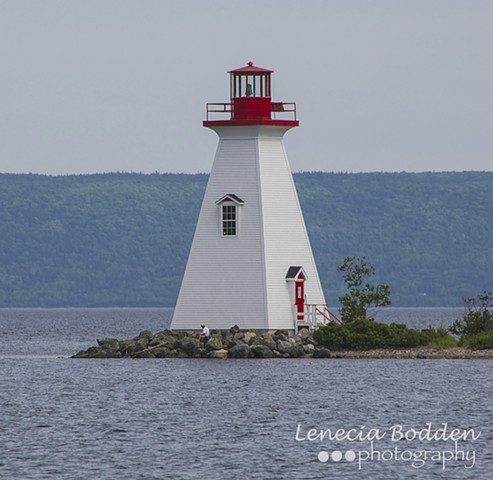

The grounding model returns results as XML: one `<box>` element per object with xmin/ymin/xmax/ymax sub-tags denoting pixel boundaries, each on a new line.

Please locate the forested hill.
<box><xmin>0</xmin><ymin>172</ymin><xmax>491</xmax><ymax>307</ymax></box>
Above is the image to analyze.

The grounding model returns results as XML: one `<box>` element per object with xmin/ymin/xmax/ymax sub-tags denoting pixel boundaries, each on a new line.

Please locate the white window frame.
<box><xmin>220</xmin><ymin>201</ymin><xmax>239</xmax><ymax>237</ymax></box>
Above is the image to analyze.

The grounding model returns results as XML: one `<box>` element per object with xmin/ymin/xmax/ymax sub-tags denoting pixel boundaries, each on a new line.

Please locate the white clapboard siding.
<box><xmin>258</xmin><ymin>130</ymin><xmax>325</xmax><ymax>330</ymax></box>
<box><xmin>171</xmin><ymin>125</ymin><xmax>325</xmax><ymax>331</ymax></box>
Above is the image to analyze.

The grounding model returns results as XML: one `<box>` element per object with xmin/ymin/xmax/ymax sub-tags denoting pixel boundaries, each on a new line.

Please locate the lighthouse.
<box><xmin>171</xmin><ymin>62</ymin><xmax>337</xmax><ymax>332</ymax></box>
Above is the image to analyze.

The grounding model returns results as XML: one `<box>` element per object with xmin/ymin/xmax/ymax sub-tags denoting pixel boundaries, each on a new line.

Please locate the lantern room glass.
<box><xmin>230</xmin><ymin>73</ymin><xmax>271</xmax><ymax>99</ymax></box>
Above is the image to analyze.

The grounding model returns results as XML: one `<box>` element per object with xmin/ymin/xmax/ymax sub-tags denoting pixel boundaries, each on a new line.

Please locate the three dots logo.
<box><xmin>318</xmin><ymin>450</ymin><xmax>356</xmax><ymax>463</ymax></box>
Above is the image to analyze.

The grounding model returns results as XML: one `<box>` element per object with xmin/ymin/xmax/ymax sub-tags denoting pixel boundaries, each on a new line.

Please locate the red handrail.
<box><xmin>206</xmin><ymin>102</ymin><xmax>297</xmax><ymax>121</ymax></box>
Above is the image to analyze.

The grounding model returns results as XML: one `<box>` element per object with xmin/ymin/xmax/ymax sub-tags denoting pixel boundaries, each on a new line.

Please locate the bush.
<box><xmin>420</xmin><ymin>327</ymin><xmax>458</xmax><ymax>350</ymax></box>
<box><xmin>460</xmin><ymin>332</ymin><xmax>493</xmax><ymax>350</ymax></box>
<box><xmin>313</xmin><ymin>319</ymin><xmax>454</xmax><ymax>351</ymax></box>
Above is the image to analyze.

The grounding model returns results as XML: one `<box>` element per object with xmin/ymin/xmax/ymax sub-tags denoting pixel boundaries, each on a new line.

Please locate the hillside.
<box><xmin>0</xmin><ymin>172</ymin><xmax>491</xmax><ymax>307</ymax></box>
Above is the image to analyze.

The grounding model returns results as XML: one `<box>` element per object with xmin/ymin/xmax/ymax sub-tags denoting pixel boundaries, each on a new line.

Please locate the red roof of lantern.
<box><xmin>228</xmin><ymin>61</ymin><xmax>273</xmax><ymax>74</ymax></box>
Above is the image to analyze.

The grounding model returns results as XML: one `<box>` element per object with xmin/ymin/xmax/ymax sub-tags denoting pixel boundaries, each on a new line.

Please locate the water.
<box><xmin>1</xmin><ymin>308</ymin><xmax>492</xmax><ymax>479</ymax></box>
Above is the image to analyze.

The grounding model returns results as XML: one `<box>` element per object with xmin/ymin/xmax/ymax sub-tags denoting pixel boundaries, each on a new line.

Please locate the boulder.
<box><xmin>228</xmin><ymin>344</ymin><xmax>251</xmax><ymax>359</ymax></box>
<box><xmin>273</xmin><ymin>330</ymin><xmax>288</xmax><ymax>342</ymax></box>
<box><xmin>72</xmin><ymin>346</ymin><xmax>103</xmax><ymax>358</ymax></box>
<box><xmin>249</xmin><ymin>335</ymin><xmax>264</xmax><ymax>346</ymax></box>
<box><xmin>251</xmin><ymin>345</ymin><xmax>274</xmax><ymax>359</ymax></box>
<box><xmin>175</xmin><ymin>337</ymin><xmax>199</xmax><ymax>356</ymax></box>
<box><xmin>298</xmin><ymin>328</ymin><xmax>311</xmax><ymax>339</ymax></box>
<box><xmin>135</xmin><ymin>330</ymin><xmax>153</xmax><ymax>341</ymax></box>
<box><xmin>133</xmin><ymin>350</ymin><xmax>155</xmax><ymax>359</ymax></box>
<box><xmin>209</xmin><ymin>349</ymin><xmax>228</xmax><ymax>359</ymax></box>
<box><xmin>243</xmin><ymin>332</ymin><xmax>257</xmax><ymax>344</ymax></box>
<box><xmin>149</xmin><ymin>332</ymin><xmax>178</xmax><ymax>348</ymax></box>
<box><xmin>124</xmin><ymin>338</ymin><xmax>149</xmax><ymax>355</ymax></box>
<box><xmin>313</xmin><ymin>347</ymin><xmax>331</xmax><ymax>359</ymax></box>
<box><xmin>229</xmin><ymin>325</ymin><xmax>240</xmax><ymax>334</ymax></box>
<box><xmin>161</xmin><ymin>334</ymin><xmax>180</xmax><ymax>349</ymax></box>
<box><xmin>153</xmin><ymin>347</ymin><xmax>171</xmax><ymax>358</ymax></box>
<box><xmin>98</xmin><ymin>338</ymin><xmax>121</xmax><ymax>358</ymax></box>
<box><xmin>263</xmin><ymin>339</ymin><xmax>277</xmax><ymax>351</ymax></box>
<box><xmin>304</xmin><ymin>343</ymin><xmax>315</xmax><ymax>354</ymax></box>
<box><xmin>288</xmin><ymin>343</ymin><xmax>305</xmax><ymax>358</ymax></box>
<box><xmin>97</xmin><ymin>338</ymin><xmax>120</xmax><ymax>353</ymax></box>
<box><xmin>276</xmin><ymin>340</ymin><xmax>292</xmax><ymax>354</ymax></box>
<box><xmin>206</xmin><ymin>334</ymin><xmax>224</xmax><ymax>351</ymax></box>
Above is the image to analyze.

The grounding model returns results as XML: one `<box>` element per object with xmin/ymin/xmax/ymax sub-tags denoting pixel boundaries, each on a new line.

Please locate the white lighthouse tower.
<box><xmin>171</xmin><ymin>62</ymin><xmax>337</xmax><ymax>332</ymax></box>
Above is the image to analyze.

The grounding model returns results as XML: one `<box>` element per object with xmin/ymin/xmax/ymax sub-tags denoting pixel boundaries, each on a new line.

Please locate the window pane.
<box><xmin>222</xmin><ymin>205</ymin><xmax>237</xmax><ymax>236</ymax></box>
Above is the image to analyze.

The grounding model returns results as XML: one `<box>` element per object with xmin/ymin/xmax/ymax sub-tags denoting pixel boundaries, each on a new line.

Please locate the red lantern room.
<box><xmin>204</xmin><ymin>61</ymin><xmax>298</xmax><ymax>128</ymax></box>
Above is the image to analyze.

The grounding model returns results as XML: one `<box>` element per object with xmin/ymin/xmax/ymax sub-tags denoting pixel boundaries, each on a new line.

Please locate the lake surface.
<box><xmin>1</xmin><ymin>308</ymin><xmax>492</xmax><ymax>479</ymax></box>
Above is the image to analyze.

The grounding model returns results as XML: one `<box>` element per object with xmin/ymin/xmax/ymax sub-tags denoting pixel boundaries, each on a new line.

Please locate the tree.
<box><xmin>449</xmin><ymin>291</ymin><xmax>493</xmax><ymax>336</ymax></box>
<box><xmin>337</xmin><ymin>256</ymin><xmax>391</xmax><ymax>322</ymax></box>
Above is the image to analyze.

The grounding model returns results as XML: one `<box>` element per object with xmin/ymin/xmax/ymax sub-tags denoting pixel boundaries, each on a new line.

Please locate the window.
<box><xmin>222</xmin><ymin>205</ymin><xmax>237</xmax><ymax>236</ymax></box>
<box><xmin>216</xmin><ymin>194</ymin><xmax>244</xmax><ymax>237</ymax></box>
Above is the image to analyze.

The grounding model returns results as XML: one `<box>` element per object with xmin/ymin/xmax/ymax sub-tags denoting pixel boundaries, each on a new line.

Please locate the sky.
<box><xmin>1</xmin><ymin>0</ymin><xmax>492</xmax><ymax>175</ymax></box>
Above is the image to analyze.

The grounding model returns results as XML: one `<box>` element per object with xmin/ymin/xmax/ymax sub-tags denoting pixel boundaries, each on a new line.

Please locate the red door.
<box><xmin>295</xmin><ymin>280</ymin><xmax>305</xmax><ymax>320</ymax></box>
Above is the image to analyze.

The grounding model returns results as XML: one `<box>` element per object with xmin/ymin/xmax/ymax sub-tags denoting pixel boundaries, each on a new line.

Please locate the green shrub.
<box><xmin>314</xmin><ymin>320</ymin><xmax>457</xmax><ymax>351</ymax></box>
<box><xmin>460</xmin><ymin>331</ymin><xmax>493</xmax><ymax>350</ymax></box>
<box><xmin>421</xmin><ymin>327</ymin><xmax>458</xmax><ymax>349</ymax></box>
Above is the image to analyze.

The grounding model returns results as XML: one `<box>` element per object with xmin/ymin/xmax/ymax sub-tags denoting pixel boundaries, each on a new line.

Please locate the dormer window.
<box><xmin>216</xmin><ymin>194</ymin><xmax>244</xmax><ymax>237</ymax></box>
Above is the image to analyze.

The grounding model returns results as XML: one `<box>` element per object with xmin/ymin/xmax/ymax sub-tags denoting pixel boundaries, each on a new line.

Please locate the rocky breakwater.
<box><xmin>72</xmin><ymin>325</ymin><xmax>332</xmax><ymax>359</ymax></box>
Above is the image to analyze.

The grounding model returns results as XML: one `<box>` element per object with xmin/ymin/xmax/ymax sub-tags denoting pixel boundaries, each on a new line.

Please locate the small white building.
<box><xmin>171</xmin><ymin>62</ymin><xmax>338</xmax><ymax>332</ymax></box>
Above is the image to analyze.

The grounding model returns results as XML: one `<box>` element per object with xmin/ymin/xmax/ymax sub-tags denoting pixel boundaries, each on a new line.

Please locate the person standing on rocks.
<box><xmin>199</xmin><ymin>324</ymin><xmax>210</xmax><ymax>346</ymax></box>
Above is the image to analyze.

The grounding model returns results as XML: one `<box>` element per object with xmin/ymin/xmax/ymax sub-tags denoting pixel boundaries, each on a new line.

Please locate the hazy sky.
<box><xmin>1</xmin><ymin>0</ymin><xmax>492</xmax><ymax>174</ymax></box>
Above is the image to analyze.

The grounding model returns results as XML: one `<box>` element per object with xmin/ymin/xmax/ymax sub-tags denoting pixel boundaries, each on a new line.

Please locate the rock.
<box><xmin>135</xmin><ymin>330</ymin><xmax>153</xmax><ymax>340</ymax></box>
<box><xmin>304</xmin><ymin>343</ymin><xmax>315</xmax><ymax>354</ymax></box>
<box><xmin>209</xmin><ymin>349</ymin><xmax>228</xmax><ymax>359</ymax></box>
<box><xmin>124</xmin><ymin>339</ymin><xmax>148</xmax><ymax>355</ymax></box>
<box><xmin>288</xmin><ymin>343</ymin><xmax>305</xmax><ymax>358</ymax></box>
<box><xmin>298</xmin><ymin>328</ymin><xmax>310</xmax><ymax>339</ymax></box>
<box><xmin>263</xmin><ymin>339</ymin><xmax>277</xmax><ymax>351</ymax></box>
<box><xmin>175</xmin><ymin>337</ymin><xmax>199</xmax><ymax>356</ymax></box>
<box><xmin>160</xmin><ymin>334</ymin><xmax>179</xmax><ymax>349</ymax></box>
<box><xmin>149</xmin><ymin>331</ymin><xmax>178</xmax><ymax>348</ymax></box>
<box><xmin>229</xmin><ymin>344</ymin><xmax>251</xmax><ymax>359</ymax></box>
<box><xmin>206</xmin><ymin>334</ymin><xmax>224</xmax><ymax>351</ymax></box>
<box><xmin>251</xmin><ymin>345</ymin><xmax>274</xmax><ymax>359</ymax></box>
<box><xmin>133</xmin><ymin>350</ymin><xmax>155</xmax><ymax>359</ymax></box>
<box><xmin>72</xmin><ymin>346</ymin><xmax>102</xmax><ymax>358</ymax></box>
<box><xmin>249</xmin><ymin>335</ymin><xmax>263</xmax><ymax>346</ymax></box>
<box><xmin>243</xmin><ymin>332</ymin><xmax>257</xmax><ymax>344</ymax></box>
<box><xmin>276</xmin><ymin>340</ymin><xmax>292</xmax><ymax>354</ymax></box>
<box><xmin>97</xmin><ymin>338</ymin><xmax>120</xmax><ymax>350</ymax></box>
<box><xmin>226</xmin><ymin>338</ymin><xmax>240</xmax><ymax>349</ymax></box>
<box><xmin>229</xmin><ymin>325</ymin><xmax>240</xmax><ymax>334</ymax></box>
<box><xmin>303</xmin><ymin>333</ymin><xmax>319</xmax><ymax>346</ymax></box>
<box><xmin>153</xmin><ymin>347</ymin><xmax>171</xmax><ymax>358</ymax></box>
<box><xmin>273</xmin><ymin>330</ymin><xmax>288</xmax><ymax>342</ymax></box>
<box><xmin>313</xmin><ymin>347</ymin><xmax>331</xmax><ymax>359</ymax></box>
